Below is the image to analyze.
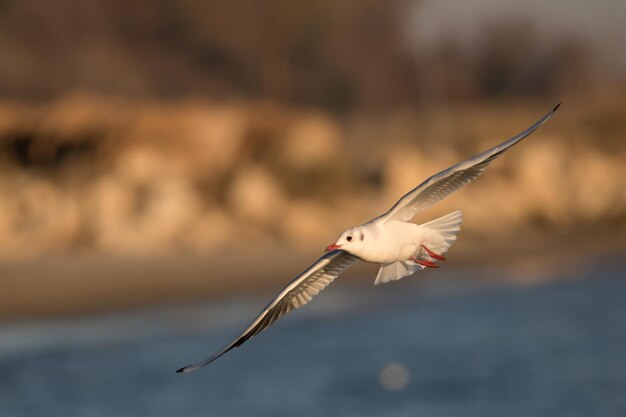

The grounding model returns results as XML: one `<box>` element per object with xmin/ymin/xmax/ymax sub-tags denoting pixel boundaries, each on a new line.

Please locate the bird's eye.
<box><xmin>346</xmin><ymin>236</ymin><xmax>353</xmax><ymax>242</ymax></box>
<box><xmin>360</xmin><ymin>232</ymin><xmax>364</xmax><ymax>241</ymax></box>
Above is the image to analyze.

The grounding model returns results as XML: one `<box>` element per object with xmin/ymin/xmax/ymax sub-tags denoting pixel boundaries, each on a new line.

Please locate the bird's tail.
<box><xmin>420</xmin><ymin>210</ymin><xmax>463</xmax><ymax>256</ymax></box>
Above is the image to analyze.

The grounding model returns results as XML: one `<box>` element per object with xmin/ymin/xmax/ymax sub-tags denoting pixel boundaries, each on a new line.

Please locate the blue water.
<box><xmin>1</xmin><ymin>260</ymin><xmax>625</xmax><ymax>417</ymax></box>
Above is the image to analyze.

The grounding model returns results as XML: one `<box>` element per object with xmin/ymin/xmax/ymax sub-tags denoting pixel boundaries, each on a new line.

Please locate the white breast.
<box><xmin>356</xmin><ymin>221</ymin><xmax>424</xmax><ymax>264</ymax></box>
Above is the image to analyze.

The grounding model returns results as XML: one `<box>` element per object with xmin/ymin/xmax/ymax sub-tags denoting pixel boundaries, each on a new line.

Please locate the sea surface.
<box><xmin>1</xmin><ymin>258</ymin><xmax>625</xmax><ymax>417</ymax></box>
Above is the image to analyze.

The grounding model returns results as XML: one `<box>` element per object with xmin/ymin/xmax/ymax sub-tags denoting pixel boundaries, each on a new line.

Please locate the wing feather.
<box><xmin>176</xmin><ymin>250</ymin><xmax>358</xmax><ymax>373</ymax></box>
<box><xmin>378</xmin><ymin>104</ymin><xmax>560</xmax><ymax>223</ymax></box>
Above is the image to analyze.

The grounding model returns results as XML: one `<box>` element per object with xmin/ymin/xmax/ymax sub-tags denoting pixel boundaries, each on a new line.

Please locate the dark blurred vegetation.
<box><xmin>0</xmin><ymin>0</ymin><xmax>595</xmax><ymax>108</ymax></box>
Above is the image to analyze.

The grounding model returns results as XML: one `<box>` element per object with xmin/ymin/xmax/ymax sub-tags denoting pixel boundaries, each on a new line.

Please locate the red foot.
<box><xmin>421</xmin><ymin>244</ymin><xmax>446</xmax><ymax>261</ymax></box>
<box><xmin>410</xmin><ymin>257</ymin><xmax>439</xmax><ymax>268</ymax></box>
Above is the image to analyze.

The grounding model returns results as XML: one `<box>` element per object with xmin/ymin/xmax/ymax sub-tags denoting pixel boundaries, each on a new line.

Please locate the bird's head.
<box><xmin>325</xmin><ymin>226</ymin><xmax>368</xmax><ymax>255</ymax></box>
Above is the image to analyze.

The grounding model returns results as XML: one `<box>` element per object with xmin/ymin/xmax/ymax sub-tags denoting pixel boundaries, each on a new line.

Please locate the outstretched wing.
<box><xmin>176</xmin><ymin>250</ymin><xmax>358</xmax><ymax>373</ymax></box>
<box><xmin>377</xmin><ymin>104</ymin><xmax>560</xmax><ymax>223</ymax></box>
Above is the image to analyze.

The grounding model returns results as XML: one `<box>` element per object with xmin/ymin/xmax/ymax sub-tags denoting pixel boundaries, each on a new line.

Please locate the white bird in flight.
<box><xmin>177</xmin><ymin>104</ymin><xmax>560</xmax><ymax>373</ymax></box>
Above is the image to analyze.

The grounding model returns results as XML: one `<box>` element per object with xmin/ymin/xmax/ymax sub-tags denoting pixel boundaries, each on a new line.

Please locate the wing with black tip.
<box><xmin>176</xmin><ymin>250</ymin><xmax>358</xmax><ymax>373</ymax></box>
<box><xmin>377</xmin><ymin>104</ymin><xmax>560</xmax><ymax>223</ymax></box>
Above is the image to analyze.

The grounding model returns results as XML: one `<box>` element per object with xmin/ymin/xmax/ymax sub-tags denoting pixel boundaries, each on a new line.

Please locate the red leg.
<box><xmin>421</xmin><ymin>244</ymin><xmax>446</xmax><ymax>261</ymax></box>
<box><xmin>410</xmin><ymin>257</ymin><xmax>439</xmax><ymax>268</ymax></box>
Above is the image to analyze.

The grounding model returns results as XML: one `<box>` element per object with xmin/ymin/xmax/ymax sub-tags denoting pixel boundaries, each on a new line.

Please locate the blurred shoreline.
<box><xmin>1</xmin><ymin>227</ymin><xmax>623</xmax><ymax>322</ymax></box>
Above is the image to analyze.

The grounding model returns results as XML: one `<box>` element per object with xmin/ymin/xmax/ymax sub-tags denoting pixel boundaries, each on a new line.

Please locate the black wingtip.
<box><xmin>176</xmin><ymin>366</ymin><xmax>188</xmax><ymax>374</ymax></box>
<box><xmin>553</xmin><ymin>102</ymin><xmax>561</xmax><ymax>112</ymax></box>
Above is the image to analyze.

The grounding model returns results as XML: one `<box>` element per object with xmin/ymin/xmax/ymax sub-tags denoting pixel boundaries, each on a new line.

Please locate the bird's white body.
<box><xmin>337</xmin><ymin>210</ymin><xmax>463</xmax><ymax>285</ymax></box>
<box><xmin>337</xmin><ymin>217</ymin><xmax>456</xmax><ymax>263</ymax></box>
<box><xmin>347</xmin><ymin>221</ymin><xmax>423</xmax><ymax>263</ymax></box>
<box><xmin>177</xmin><ymin>104</ymin><xmax>560</xmax><ymax>373</ymax></box>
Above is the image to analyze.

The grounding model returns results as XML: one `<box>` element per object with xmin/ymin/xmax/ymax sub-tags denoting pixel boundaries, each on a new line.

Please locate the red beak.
<box><xmin>325</xmin><ymin>243</ymin><xmax>342</xmax><ymax>252</ymax></box>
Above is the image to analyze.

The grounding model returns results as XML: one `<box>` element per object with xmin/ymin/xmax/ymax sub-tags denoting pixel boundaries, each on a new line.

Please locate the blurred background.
<box><xmin>0</xmin><ymin>0</ymin><xmax>625</xmax><ymax>416</ymax></box>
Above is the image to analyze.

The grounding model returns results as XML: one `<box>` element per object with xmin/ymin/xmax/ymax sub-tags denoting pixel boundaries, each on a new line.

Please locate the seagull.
<box><xmin>177</xmin><ymin>104</ymin><xmax>560</xmax><ymax>373</ymax></box>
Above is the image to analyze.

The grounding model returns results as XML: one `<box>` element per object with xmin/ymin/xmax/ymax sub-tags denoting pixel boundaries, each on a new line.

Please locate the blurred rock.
<box><xmin>570</xmin><ymin>148</ymin><xmax>626</xmax><ymax>221</ymax></box>
<box><xmin>227</xmin><ymin>165</ymin><xmax>287</xmax><ymax>227</ymax></box>
<box><xmin>280</xmin><ymin>200</ymin><xmax>336</xmax><ymax>248</ymax></box>
<box><xmin>513</xmin><ymin>139</ymin><xmax>572</xmax><ymax>226</ymax></box>
<box><xmin>184</xmin><ymin>208</ymin><xmax>238</xmax><ymax>251</ymax></box>
<box><xmin>0</xmin><ymin>177</ymin><xmax>81</xmax><ymax>259</ymax></box>
<box><xmin>130</xmin><ymin>103</ymin><xmax>247</xmax><ymax>178</ymax></box>
<box><xmin>281</xmin><ymin>114</ymin><xmax>342</xmax><ymax>170</ymax></box>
